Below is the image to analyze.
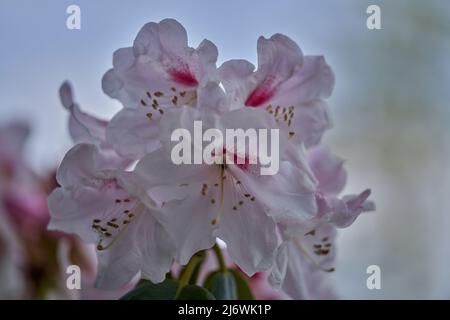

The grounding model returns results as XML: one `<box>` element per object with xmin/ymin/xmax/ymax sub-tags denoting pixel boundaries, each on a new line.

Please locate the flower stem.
<box><xmin>175</xmin><ymin>253</ymin><xmax>203</xmax><ymax>298</ymax></box>
<box><xmin>212</xmin><ymin>243</ymin><xmax>227</xmax><ymax>273</ymax></box>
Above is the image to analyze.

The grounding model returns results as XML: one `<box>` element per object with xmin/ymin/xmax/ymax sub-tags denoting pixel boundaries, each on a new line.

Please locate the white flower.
<box><xmin>269</xmin><ymin>146</ymin><xmax>374</xmax><ymax>299</ymax></box>
<box><xmin>219</xmin><ymin>34</ymin><xmax>334</xmax><ymax>148</ymax></box>
<box><xmin>101</xmin><ymin>19</ymin><xmax>219</xmax><ymax>159</ymax></box>
<box><xmin>47</xmin><ymin>143</ymin><xmax>175</xmax><ymax>288</ymax></box>
<box><xmin>130</xmin><ymin>106</ymin><xmax>317</xmax><ymax>276</ymax></box>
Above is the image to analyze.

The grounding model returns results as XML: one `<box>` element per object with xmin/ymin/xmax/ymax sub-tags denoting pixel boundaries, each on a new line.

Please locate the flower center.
<box><xmin>245</xmin><ymin>77</ymin><xmax>276</xmax><ymax>107</ymax></box>
<box><xmin>202</xmin><ymin>163</ymin><xmax>256</xmax><ymax>226</ymax></box>
<box><xmin>139</xmin><ymin>88</ymin><xmax>197</xmax><ymax>121</ymax></box>
<box><xmin>91</xmin><ymin>198</ymin><xmax>141</xmax><ymax>251</ymax></box>
<box><xmin>295</xmin><ymin>234</ymin><xmax>335</xmax><ymax>273</ymax></box>
<box><xmin>168</xmin><ymin>67</ymin><xmax>199</xmax><ymax>86</ymax></box>
<box><xmin>266</xmin><ymin>104</ymin><xmax>296</xmax><ymax>139</ymax></box>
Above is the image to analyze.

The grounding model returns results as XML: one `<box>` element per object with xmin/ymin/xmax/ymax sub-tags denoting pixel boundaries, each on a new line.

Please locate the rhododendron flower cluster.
<box><xmin>48</xmin><ymin>18</ymin><xmax>374</xmax><ymax>299</ymax></box>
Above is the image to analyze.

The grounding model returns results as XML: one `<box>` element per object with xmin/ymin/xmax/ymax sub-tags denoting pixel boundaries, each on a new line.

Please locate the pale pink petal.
<box><xmin>55</xmin><ymin>143</ymin><xmax>102</xmax><ymax>187</ymax></box>
<box><xmin>133</xmin><ymin>149</ymin><xmax>219</xmax><ymax>265</ymax></box>
<box><xmin>59</xmin><ymin>82</ymin><xmax>108</xmax><ymax>145</ymax></box>
<box><xmin>219</xmin><ymin>35</ymin><xmax>334</xmax><ymax>149</ymax></box>
<box><xmin>102</xmin><ymin>19</ymin><xmax>217</xmax><ymax>109</ymax></box>
<box><xmin>328</xmin><ymin>189</ymin><xmax>374</xmax><ymax>228</ymax></box>
<box><xmin>134</xmin><ymin>147</ymin><xmax>213</xmax><ymax>189</ymax></box>
<box><xmin>95</xmin><ymin>212</ymin><xmax>173</xmax><ymax>289</ymax></box>
<box><xmin>218</xmin><ymin>181</ymin><xmax>278</xmax><ymax>275</ymax></box>
<box><xmin>268</xmin><ymin>242</ymin><xmax>289</xmax><ymax>289</ymax></box>
<box><xmin>244</xmin><ymin>34</ymin><xmax>304</xmax><ymax>107</ymax></box>
<box><xmin>308</xmin><ymin>145</ymin><xmax>347</xmax><ymax>195</ymax></box>
<box><xmin>47</xmin><ymin>179</ymin><xmax>131</xmax><ymax>245</ymax></box>
<box><xmin>279</xmin><ymin>224</ymin><xmax>337</xmax><ymax>299</ymax></box>
<box><xmin>231</xmin><ymin>160</ymin><xmax>317</xmax><ymax>222</ymax></box>
<box><xmin>218</xmin><ymin>59</ymin><xmax>256</xmax><ymax>105</ymax></box>
<box><xmin>275</xmin><ymin>100</ymin><xmax>332</xmax><ymax>148</ymax></box>
<box><xmin>152</xmin><ymin>194</ymin><xmax>218</xmax><ymax>266</ymax></box>
<box><xmin>281</xmin><ymin>241</ymin><xmax>310</xmax><ymax>299</ymax></box>
<box><xmin>314</xmin><ymin>189</ymin><xmax>374</xmax><ymax>229</ymax></box>
<box><xmin>272</xmin><ymin>56</ymin><xmax>335</xmax><ymax>107</ymax></box>
<box><xmin>106</xmin><ymin>108</ymin><xmax>161</xmax><ymax>159</ymax></box>
<box><xmin>48</xmin><ymin>144</ymin><xmax>174</xmax><ymax>288</ymax></box>
<box><xmin>59</xmin><ymin>82</ymin><xmax>131</xmax><ymax>169</ymax></box>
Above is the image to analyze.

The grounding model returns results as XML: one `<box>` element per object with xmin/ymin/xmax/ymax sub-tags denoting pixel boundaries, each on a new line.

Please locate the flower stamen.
<box><xmin>294</xmin><ymin>238</ymin><xmax>335</xmax><ymax>273</ymax></box>
<box><xmin>211</xmin><ymin>165</ymin><xmax>225</xmax><ymax>225</ymax></box>
<box><xmin>92</xmin><ymin>199</ymin><xmax>142</xmax><ymax>251</ymax></box>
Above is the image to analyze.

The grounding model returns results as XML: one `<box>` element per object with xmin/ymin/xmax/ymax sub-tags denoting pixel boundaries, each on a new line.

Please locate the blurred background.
<box><xmin>0</xmin><ymin>0</ymin><xmax>449</xmax><ymax>299</ymax></box>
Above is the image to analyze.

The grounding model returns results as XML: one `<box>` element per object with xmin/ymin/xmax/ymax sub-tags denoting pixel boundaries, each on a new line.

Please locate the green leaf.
<box><xmin>135</xmin><ymin>278</ymin><xmax>150</xmax><ymax>287</ymax></box>
<box><xmin>203</xmin><ymin>270</ymin><xmax>219</xmax><ymax>287</ymax></box>
<box><xmin>120</xmin><ymin>278</ymin><xmax>178</xmax><ymax>300</ymax></box>
<box><xmin>229</xmin><ymin>269</ymin><xmax>254</xmax><ymax>300</ymax></box>
<box><xmin>176</xmin><ymin>285</ymin><xmax>216</xmax><ymax>300</ymax></box>
<box><xmin>203</xmin><ymin>270</ymin><xmax>237</xmax><ymax>300</ymax></box>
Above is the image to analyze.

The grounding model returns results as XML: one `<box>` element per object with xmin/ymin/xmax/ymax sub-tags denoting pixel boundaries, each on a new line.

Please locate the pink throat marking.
<box><xmin>244</xmin><ymin>79</ymin><xmax>275</xmax><ymax>107</ymax></box>
<box><xmin>212</xmin><ymin>147</ymin><xmax>250</xmax><ymax>171</ymax></box>
<box><xmin>233</xmin><ymin>152</ymin><xmax>250</xmax><ymax>171</ymax></box>
<box><xmin>169</xmin><ymin>68</ymin><xmax>198</xmax><ymax>86</ymax></box>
